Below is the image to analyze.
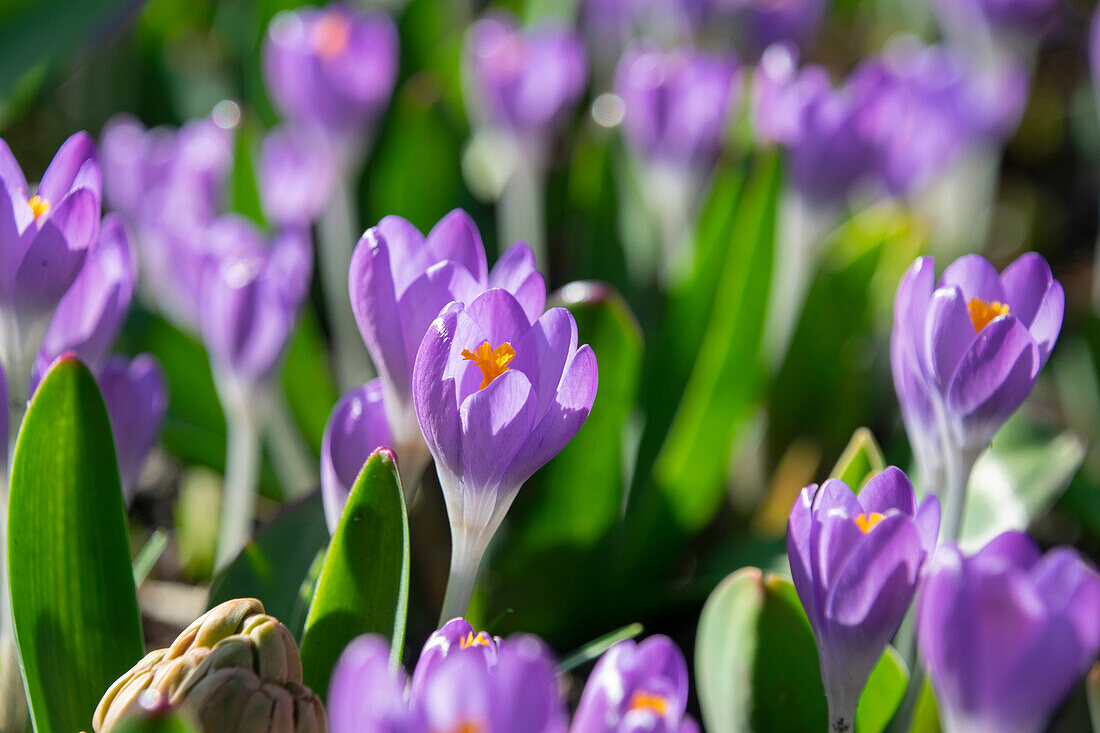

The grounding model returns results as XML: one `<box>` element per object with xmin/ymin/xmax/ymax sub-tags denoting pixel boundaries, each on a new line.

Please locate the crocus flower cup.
<box><xmin>787</xmin><ymin>467</ymin><xmax>940</xmax><ymax>732</ymax></box>
<box><xmin>917</xmin><ymin>532</ymin><xmax>1100</xmax><ymax>733</ymax></box>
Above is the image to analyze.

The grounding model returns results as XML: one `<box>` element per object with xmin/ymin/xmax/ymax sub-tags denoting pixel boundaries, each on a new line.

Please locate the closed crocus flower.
<box><xmin>891</xmin><ymin>253</ymin><xmax>1063</xmax><ymax>538</ymax></box>
<box><xmin>0</xmin><ymin>132</ymin><xmax>100</xmax><ymax>401</ymax></box>
<box><xmin>917</xmin><ymin>532</ymin><xmax>1100</xmax><ymax>733</ymax></box>
<box><xmin>615</xmin><ymin>45</ymin><xmax>740</xmax><ymax>171</ymax></box>
<box><xmin>787</xmin><ymin>467</ymin><xmax>940</xmax><ymax>733</ymax></box>
<box><xmin>464</xmin><ymin>14</ymin><xmax>587</xmax><ymax>141</ymax></box>
<box><xmin>328</xmin><ymin>635</ymin><xmax>423</xmax><ymax>732</ymax></box>
<box><xmin>258</xmin><ymin>124</ymin><xmax>334</xmax><ymax>228</ymax></box>
<box><xmin>321</xmin><ymin>379</ymin><xmax>393</xmax><ymax>532</ymax></box>
<box><xmin>348</xmin><ymin>209</ymin><xmax>545</xmax><ymax>491</ymax></box>
<box><xmin>263</xmin><ymin>3</ymin><xmax>398</xmax><ymax>138</ymax></box>
<box><xmin>571</xmin><ymin>635</ymin><xmax>697</xmax><ymax>733</ymax></box>
<box><xmin>413</xmin><ymin>289</ymin><xmax>597</xmax><ymax>620</ymax></box>
<box><xmin>409</xmin><ymin>617</ymin><xmax>499</xmax><ymax>706</ymax></box>
<box><xmin>99</xmin><ymin>355</ymin><xmax>168</xmax><ymax>501</ymax></box>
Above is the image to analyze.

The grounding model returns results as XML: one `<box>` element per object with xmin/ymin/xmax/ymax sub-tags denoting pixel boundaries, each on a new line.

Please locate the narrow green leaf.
<box><xmin>696</xmin><ymin>567</ymin><xmax>827</xmax><ymax>733</ymax></box>
<box><xmin>132</xmin><ymin>528</ymin><xmax>169</xmax><ymax>587</ymax></box>
<box><xmin>832</xmin><ymin>427</ymin><xmax>887</xmax><ymax>492</ymax></box>
<box><xmin>299</xmin><ymin>448</ymin><xmax>410</xmax><ymax>698</ymax></box>
<box><xmin>8</xmin><ymin>357</ymin><xmax>144</xmax><ymax>733</ymax></box>
<box><xmin>557</xmin><ymin>622</ymin><xmax>644</xmax><ymax>674</ymax></box>
<box><xmin>207</xmin><ymin>491</ymin><xmax>330</xmax><ymax>641</ymax></box>
<box><xmin>857</xmin><ymin>647</ymin><xmax>909</xmax><ymax>733</ymax></box>
<box><xmin>908</xmin><ymin>679</ymin><xmax>942</xmax><ymax>733</ymax></box>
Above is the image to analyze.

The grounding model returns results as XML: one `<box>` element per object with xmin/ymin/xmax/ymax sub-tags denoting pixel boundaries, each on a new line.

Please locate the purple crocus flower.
<box><xmin>321</xmin><ymin>379</ymin><xmax>393</xmax><ymax>532</ymax></box>
<box><xmin>464</xmin><ymin>14</ymin><xmax>588</xmax><ymax>141</ymax></box>
<box><xmin>328</xmin><ymin>625</ymin><xmax>567</xmax><ymax>732</ymax></box>
<box><xmin>712</xmin><ymin>0</ymin><xmax>826</xmax><ymax>59</ymax></box>
<box><xmin>0</xmin><ymin>132</ymin><xmax>100</xmax><ymax>403</ymax></box>
<box><xmin>614</xmin><ymin>45</ymin><xmax>740</xmax><ymax>170</ymax></box>
<box><xmin>259</xmin><ymin>124</ymin><xmax>335</xmax><ymax>228</ymax></box>
<box><xmin>412</xmin><ymin>289</ymin><xmax>597</xmax><ymax>619</ymax></box>
<box><xmin>918</xmin><ymin>532</ymin><xmax>1100</xmax><ymax>733</ymax></box>
<box><xmin>409</xmin><ymin>617</ymin><xmax>500</xmax><ymax>706</ymax></box>
<box><xmin>787</xmin><ymin>467</ymin><xmax>940</xmax><ymax>732</ymax></box>
<box><xmin>98</xmin><ymin>354</ymin><xmax>168</xmax><ymax>500</ymax></box>
<box><xmin>891</xmin><ymin>253</ymin><xmax>1063</xmax><ymax>538</ymax></box>
<box><xmin>347</xmin><ymin>209</ymin><xmax>546</xmax><ymax>493</ymax></box>
<box><xmin>199</xmin><ymin>218</ymin><xmax>312</xmax><ymax>402</ymax></box>
<box><xmin>931</xmin><ymin>0</ymin><xmax>1057</xmax><ymax>37</ymax></box>
<box><xmin>262</xmin><ymin>3</ymin><xmax>399</xmax><ymax>138</ymax></box>
<box><xmin>571</xmin><ymin>635</ymin><xmax>698</xmax><ymax>733</ymax></box>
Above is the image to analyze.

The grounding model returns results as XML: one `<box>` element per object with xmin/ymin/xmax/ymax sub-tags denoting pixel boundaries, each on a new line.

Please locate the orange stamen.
<box><xmin>854</xmin><ymin>512</ymin><xmax>886</xmax><ymax>534</ymax></box>
<box><xmin>628</xmin><ymin>690</ymin><xmax>669</xmax><ymax>716</ymax></box>
<box><xmin>967</xmin><ymin>297</ymin><xmax>1009</xmax><ymax>333</ymax></box>
<box><xmin>27</xmin><ymin>195</ymin><xmax>49</xmax><ymax>220</ymax></box>
<box><xmin>459</xmin><ymin>631</ymin><xmax>490</xmax><ymax>649</ymax></box>
<box><xmin>461</xmin><ymin>341</ymin><xmax>516</xmax><ymax>390</ymax></box>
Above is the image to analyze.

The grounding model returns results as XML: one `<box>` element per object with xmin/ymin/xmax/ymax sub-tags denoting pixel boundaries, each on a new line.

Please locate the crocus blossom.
<box><xmin>0</xmin><ymin>132</ymin><xmax>100</xmax><ymax>404</ymax></box>
<box><xmin>917</xmin><ymin>532</ymin><xmax>1100</xmax><ymax>733</ymax></box>
<box><xmin>321</xmin><ymin>379</ymin><xmax>393</xmax><ymax>532</ymax></box>
<box><xmin>712</xmin><ymin>0</ymin><xmax>826</xmax><ymax>59</ymax></box>
<box><xmin>262</xmin><ymin>3</ymin><xmax>399</xmax><ymax>138</ymax></box>
<box><xmin>787</xmin><ymin>467</ymin><xmax>940</xmax><ymax>732</ymax></box>
<box><xmin>413</xmin><ymin>288</ymin><xmax>597</xmax><ymax>619</ymax></box>
<box><xmin>347</xmin><ymin>210</ymin><xmax>546</xmax><ymax>494</ymax></box>
<box><xmin>98</xmin><ymin>355</ymin><xmax>168</xmax><ymax>499</ymax></box>
<box><xmin>258</xmin><ymin>125</ymin><xmax>335</xmax><ymax>228</ymax></box>
<box><xmin>464</xmin><ymin>14</ymin><xmax>587</xmax><ymax>142</ymax></box>
<box><xmin>328</xmin><ymin>621</ymin><xmax>566</xmax><ymax>733</ymax></box>
<box><xmin>891</xmin><ymin>253</ymin><xmax>1063</xmax><ymax>538</ymax></box>
<box><xmin>571</xmin><ymin>635</ymin><xmax>698</xmax><ymax>733</ymax></box>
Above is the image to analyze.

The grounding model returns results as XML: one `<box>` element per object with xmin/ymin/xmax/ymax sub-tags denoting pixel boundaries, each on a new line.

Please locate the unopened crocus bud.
<box><xmin>0</xmin><ymin>132</ymin><xmax>100</xmax><ymax>401</ymax></box>
<box><xmin>259</xmin><ymin>124</ymin><xmax>334</xmax><ymax>227</ymax></box>
<box><xmin>98</xmin><ymin>355</ymin><xmax>168</xmax><ymax>500</ymax></box>
<box><xmin>94</xmin><ymin>598</ymin><xmax>326</xmax><ymax>732</ymax></box>
<box><xmin>918</xmin><ymin>532</ymin><xmax>1100</xmax><ymax>733</ymax></box>
<box><xmin>413</xmin><ymin>289</ymin><xmax>597</xmax><ymax>619</ymax></box>
<box><xmin>464</xmin><ymin>14</ymin><xmax>587</xmax><ymax>141</ymax></box>
<box><xmin>321</xmin><ymin>379</ymin><xmax>393</xmax><ymax>532</ymax></box>
<box><xmin>262</xmin><ymin>3</ymin><xmax>399</xmax><ymax>139</ymax></box>
<box><xmin>787</xmin><ymin>468</ymin><xmax>940</xmax><ymax>732</ymax></box>
<box><xmin>347</xmin><ymin>209</ymin><xmax>545</xmax><ymax>493</ymax></box>
<box><xmin>571</xmin><ymin>635</ymin><xmax>697</xmax><ymax>733</ymax></box>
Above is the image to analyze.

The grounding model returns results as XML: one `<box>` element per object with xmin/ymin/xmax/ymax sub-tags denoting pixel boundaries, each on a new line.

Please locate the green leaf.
<box><xmin>653</xmin><ymin>152</ymin><xmax>781</xmax><ymax>531</ymax></box>
<box><xmin>299</xmin><ymin>448</ymin><xmax>410</xmax><ymax>698</ymax></box>
<box><xmin>908</xmin><ymin>679</ymin><xmax>942</xmax><ymax>733</ymax></box>
<box><xmin>8</xmin><ymin>357</ymin><xmax>144</xmax><ymax>733</ymax></box>
<box><xmin>696</xmin><ymin>567</ymin><xmax>827</xmax><ymax>732</ymax></box>
<box><xmin>207</xmin><ymin>491</ymin><xmax>330</xmax><ymax>641</ymax></box>
<box><xmin>857</xmin><ymin>647</ymin><xmax>908</xmax><ymax>733</ymax></box>
<box><xmin>832</xmin><ymin>427</ymin><xmax>887</xmax><ymax>491</ymax></box>
<box><xmin>557</xmin><ymin>622</ymin><xmax>644</xmax><ymax>674</ymax></box>
<box><xmin>132</xmin><ymin>528</ymin><xmax>169</xmax><ymax>587</ymax></box>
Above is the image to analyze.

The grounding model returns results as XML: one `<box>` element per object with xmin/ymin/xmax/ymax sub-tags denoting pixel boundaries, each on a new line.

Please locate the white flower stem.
<box><xmin>438</xmin><ymin>526</ymin><xmax>490</xmax><ymax>625</ymax></box>
<box><xmin>0</xmin><ymin>399</ymin><xmax>27</xmax><ymax>731</ymax></box>
<box><xmin>498</xmin><ymin>141</ymin><xmax>547</xmax><ymax>273</ymax></box>
<box><xmin>827</xmin><ymin>698</ymin><xmax>857</xmax><ymax>733</ymax></box>
<box><xmin>262</xmin><ymin>390</ymin><xmax>317</xmax><ymax>500</ymax></box>
<box><xmin>318</xmin><ymin>147</ymin><xmax>374</xmax><ymax>392</ymax></box>
<box><xmin>215</xmin><ymin>407</ymin><xmax>262</xmax><ymax>573</ymax></box>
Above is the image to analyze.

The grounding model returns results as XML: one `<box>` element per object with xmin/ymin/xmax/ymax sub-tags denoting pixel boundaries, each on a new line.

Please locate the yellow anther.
<box><xmin>967</xmin><ymin>297</ymin><xmax>1009</xmax><ymax>333</ymax></box>
<box><xmin>628</xmin><ymin>690</ymin><xmax>670</xmax><ymax>716</ymax></box>
<box><xmin>461</xmin><ymin>341</ymin><xmax>516</xmax><ymax>391</ymax></box>
<box><xmin>854</xmin><ymin>512</ymin><xmax>886</xmax><ymax>534</ymax></box>
<box><xmin>27</xmin><ymin>195</ymin><xmax>49</xmax><ymax>220</ymax></box>
<box><xmin>459</xmin><ymin>631</ymin><xmax>490</xmax><ymax>649</ymax></box>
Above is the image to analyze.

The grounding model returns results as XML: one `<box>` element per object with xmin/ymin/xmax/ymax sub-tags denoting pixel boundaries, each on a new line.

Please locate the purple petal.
<box><xmin>999</xmin><ymin>253</ymin><xmax>1052</xmax><ymax>328</ymax></box>
<box><xmin>0</xmin><ymin>138</ymin><xmax>27</xmax><ymax>194</ymax></box>
<box><xmin>974</xmin><ymin>531</ymin><xmax>1042</xmax><ymax>570</ymax></box>
<box><xmin>328</xmin><ymin>634</ymin><xmax>417</xmax><ymax>733</ymax></box>
<box><xmin>1029</xmin><ymin>548</ymin><xmax>1100</xmax><ymax>664</ymax></box>
<box><xmin>788</xmin><ymin>484</ymin><xmax>819</xmax><ymax>627</ymax></box>
<box><xmin>857</xmin><ymin>466</ymin><xmax>916</xmax><ymax>517</ymax></box>
<box><xmin>374</xmin><ymin>216</ymin><xmax>433</xmax><ymax>295</ymax></box>
<box><xmin>946</xmin><ymin>318</ymin><xmax>1040</xmax><ymax>449</ymax></box>
<box><xmin>810</xmin><ymin>513</ymin><xmax>864</xmax><ymax>605</ymax></box>
<box><xmin>37</xmin><ymin>131</ymin><xmax>101</xmax><ymax>207</ymax></box>
<box><xmin>426</xmin><ymin>209</ymin><xmax>488</xmax><ymax>284</ymax></box>
<box><xmin>411</xmin><ymin>618</ymin><xmax>498</xmax><ymax>707</ymax></box>
<box><xmin>810</xmin><ymin>478</ymin><xmax>862</xmax><ymax>515</ymax></box>
<box><xmin>98</xmin><ymin>354</ymin><xmax>167</xmax><ymax>498</ymax></box>
<box><xmin>350</xmin><ymin>228</ymin><xmax>412</xmax><ymax>403</ymax></box>
<box><xmin>417</xmin><ymin>652</ymin><xmax>493</xmax><ymax>733</ymax></box>
<box><xmin>13</xmin><ymin>189</ymin><xmax>97</xmax><ymax>311</ymax></box>
<box><xmin>489</xmin><ymin>242</ymin><xmax>546</xmax><ymax>324</ymax></box>
<box><xmin>398</xmin><ymin>262</ymin><xmax>483</xmax><ymax>370</ymax></box>
<box><xmin>510</xmin><ymin>307</ymin><xmax>579</xmax><ymax>419</ymax></box>
<box><xmin>0</xmin><ymin>186</ymin><xmax>32</xmax><ymax>300</ymax></box>
<box><xmin>490</xmin><ymin>635</ymin><xmax>567</xmax><ymax>733</ymax></box>
<box><xmin>322</xmin><ymin>380</ymin><xmax>394</xmax><ymax>533</ymax></box>
<box><xmin>459</xmin><ymin>368</ymin><xmax>537</xmax><ymax>492</ymax></box>
<box><xmin>824</xmin><ymin>515</ymin><xmax>923</xmax><ymax>627</ymax></box>
<box><xmin>915</xmin><ymin>495</ymin><xmax>942</xmax><ymax>555</ymax></box>
<box><xmin>923</xmin><ymin>286</ymin><xmax>975</xmax><ymax>393</ymax></box>
<box><xmin>464</xmin><ymin>288</ymin><xmax>533</xmax><ymax>347</ymax></box>
<box><xmin>938</xmin><ymin>254</ymin><xmax>1007</xmax><ymax>305</ymax></box>
<box><xmin>258</xmin><ymin>124</ymin><xmax>334</xmax><ymax>227</ymax></box>
<box><xmin>413</xmin><ymin>302</ymin><xmax>465</xmax><ymax>475</ymax></box>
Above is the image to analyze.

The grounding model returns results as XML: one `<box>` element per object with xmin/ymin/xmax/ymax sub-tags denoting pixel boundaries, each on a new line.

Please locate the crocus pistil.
<box><xmin>462</xmin><ymin>341</ymin><xmax>515</xmax><ymax>390</ymax></box>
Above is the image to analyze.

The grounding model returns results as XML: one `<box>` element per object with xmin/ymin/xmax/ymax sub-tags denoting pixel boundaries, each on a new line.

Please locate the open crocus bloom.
<box><xmin>918</xmin><ymin>532</ymin><xmax>1100</xmax><ymax>733</ymax></box>
<box><xmin>0</xmin><ymin>131</ymin><xmax>100</xmax><ymax>403</ymax></box>
<box><xmin>570</xmin><ymin>635</ymin><xmax>698</xmax><ymax>733</ymax></box>
<box><xmin>348</xmin><ymin>210</ymin><xmax>546</xmax><ymax>493</ymax></box>
<box><xmin>413</xmin><ymin>289</ymin><xmax>597</xmax><ymax>618</ymax></box>
<box><xmin>891</xmin><ymin>253</ymin><xmax>1063</xmax><ymax>491</ymax></box>
<box><xmin>787</xmin><ymin>467</ymin><xmax>940</xmax><ymax>733</ymax></box>
<box><xmin>328</xmin><ymin>623</ymin><xmax>566</xmax><ymax>733</ymax></box>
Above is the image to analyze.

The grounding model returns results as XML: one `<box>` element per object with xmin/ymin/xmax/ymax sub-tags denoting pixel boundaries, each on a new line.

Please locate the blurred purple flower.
<box><xmin>263</xmin><ymin>3</ymin><xmax>399</xmax><ymax>137</ymax></box>
<box><xmin>614</xmin><ymin>45</ymin><xmax>740</xmax><ymax>170</ymax></box>
<box><xmin>918</xmin><ymin>532</ymin><xmax>1100</xmax><ymax>733</ymax></box>
<box><xmin>582</xmin><ymin>0</ymin><xmax>708</xmax><ymax>67</ymax></box>
<box><xmin>465</xmin><ymin>14</ymin><xmax>588</xmax><ymax>140</ymax></box>
<box><xmin>98</xmin><ymin>354</ymin><xmax>168</xmax><ymax>499</ymax></box>
<box><xmin>0</xmin><ymin>132</ymin><xmax>100</xmax><ymax>399</ymax></box>
<box><xmin>409</xmin><ymin>617</ymin><xmax>500</xmax><ymax>706</ymax></box>
<box><xmin>199</xmin><ymin>217</ymin><xmax>312</xmax><ymax>395</ymax></box>
<box><xmin>329</xmin><ymin>625</ymin><xmax>566</xmax><ymax>733</ymax></box>
<box><xmin>412</xmin><ymin>289</ymin><xmax>597</xmax><ymax>618</ymax></box>
<box><xmin>931</xmin><ymin>0</ymin><xmax>1057</xmax><ymax>37</ymax></box>
<box><xmin>321</xmin><ymin>379</ymin><xmax>393</xmax><ymax>532</ymax></box>
<box><xmin>712</xmin><ymin>0</ymin><xmax>826</xmax><ymax>58</ymax></box>
<box><xmin>259</xmin><ymin>124</ymin><xmax>335</xmax><ymax>228</ymax></box>
<box><xmin>348</xmin><ymin>209</ymin><xmax>546</xmax><ymax>489</ymax></box>
<box><xmin>571</xmin><ymin>635</ymin><xmax>697</xmax><ymax>733</ymax></box>
<box><xmin>787</xmin><ymin>467</ymin><xmax>940</xmax><ymax>732</ymax></box>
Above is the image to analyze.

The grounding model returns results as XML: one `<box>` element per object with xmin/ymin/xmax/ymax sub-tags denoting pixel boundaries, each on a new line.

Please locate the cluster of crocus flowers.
<box><xmin>327</xmin><ymin>209</ymin><xmax>546</xmax><ymax>520</ymax></box>
<box><xmin>414</xmin><ymin>289</ymin><xmax>597</xmax><ymax>620</ymax></box>
<box><xmin>787</xmin><ymin>467</ymin><xmax>940</xmax><ymax>733</ymax></box>
<box><xmin>891</xmin><ymin>252</ymin><xmax>1063</xmax><ymax>539</ymax></box>
<box><xmin>917</xmin><ymin>532</ymin><xmax>1100</xmax><ymax>733</ymax></box>
<box><xmin>329</xmin><ymin>619</ymin><xmax>695</xmax><ymax>732</ymax></box>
